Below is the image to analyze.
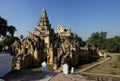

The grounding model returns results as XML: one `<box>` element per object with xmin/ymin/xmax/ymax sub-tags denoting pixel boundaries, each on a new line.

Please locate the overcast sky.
<box><xmin>0</xmin><ymin>0</ymin><xmax>120</xmax><ymax>40</ymax></box>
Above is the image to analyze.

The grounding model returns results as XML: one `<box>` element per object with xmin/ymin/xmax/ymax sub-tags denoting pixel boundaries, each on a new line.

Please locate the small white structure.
<box><xmin>0</xmin><ymin>53</ymin><xmax>12</xmax><ymax>77</ymax></box>
<box><xmin>63</xmin><ymin>63</ymin><xmax>69</xmax><ymax>74</ymax></box>
<box><xmin>41</xmin><ymin>61</ymin><xmax>48</xmax><ymax>72</ymax></box>
<box><xmin>71</xmin><ymin>67</ymin><xmax>74</xmax><ymax>73</ymax></box>
<box><xmin>103</xmin><ymin>53</ymin><xmax>107</xmax><ymax>58</ymax></box>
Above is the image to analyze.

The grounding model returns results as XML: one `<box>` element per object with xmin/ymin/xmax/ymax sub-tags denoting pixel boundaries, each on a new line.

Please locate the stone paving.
<box><xmin>0</xmin><ymin>70</ymin><xmax>51</xmax><ymax>81</ymax></box>
<box><xmin>49</xmin><ymin>73</ymin><xmax>95</xmax><ymax>81</ymax></box>
<box><xmin>1</xmin><ymin>58</ymin><xmax>112</xmax><ymax>81</ymax></box>
<box><xmin>0</xmin><ymin>70</ymin><xmax>93</xmax><ymax>81</ymax></box>
<box><xmin>40</xmin><ymin>71</ymin><xmax>56</xmax><ymax>81</ymax></box>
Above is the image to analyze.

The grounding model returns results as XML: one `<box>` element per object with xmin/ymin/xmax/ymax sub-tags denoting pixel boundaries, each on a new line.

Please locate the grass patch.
<box><xmin>86</xmin><ymin>53</ymin><xmax>120</xmax><ymax>75</ymax></box>
<box><xmin>75</xmin><ymin>58</ymin><xmax>103</xmax><ymax>72</ymax></box>
<box><xmin>30</xmin><ymin>67</ymin><xmax>41</xmax><ymax>72</ymax></box>
<box><xmin>48</xmin><ymin>64</ymin><xmax>54</xmax><ymax>72</ymax></box>
<box><xmin>31</xmin><ymin>64</ymin><xmax>55</xmax><ymax>72</ymax></box>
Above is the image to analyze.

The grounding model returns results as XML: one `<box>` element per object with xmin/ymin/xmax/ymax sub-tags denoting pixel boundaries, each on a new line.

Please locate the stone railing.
<box><xmin>0</xmin><ymin>53</ymin><xmax>12</xmax><ymax>77</ymax></box>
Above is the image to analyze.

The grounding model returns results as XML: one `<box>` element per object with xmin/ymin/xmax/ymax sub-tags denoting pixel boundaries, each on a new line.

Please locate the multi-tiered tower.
<box><xmin>33</xmin><ymin>9</ymin><xmax>54</xmax><ymax>48</ymax></box>
<box><xmin>33</xmin><ymin>9</ymin><xmax>55</xmax><ymax>64</ymax></box>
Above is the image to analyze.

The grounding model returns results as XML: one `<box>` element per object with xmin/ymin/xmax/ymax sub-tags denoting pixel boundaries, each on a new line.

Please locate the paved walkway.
<box><xmin>40</xmin><ymin>71</ymin><xmax>56</xmax><ymax>81</ymax></box>
<box><xmin>50</xmin><ymin>73</ymin><xmax>95</xmax><ymax>81</ymax></box>
<box><xmin>1</xmin><ymin>70</ymin><xmax>94</xmax><ymax>81</ymax></box>
<box><xmin>0</xmin><ymin>70</ymin><xmax>56</xmax><ymax>81</ymax></box>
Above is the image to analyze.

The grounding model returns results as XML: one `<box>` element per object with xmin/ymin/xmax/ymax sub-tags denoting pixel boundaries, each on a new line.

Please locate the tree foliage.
<box><xmin>8</xmin><ymin>25</ymin><xmax>17</xmax><ymax>36</ymax></box>
<box><xmin>106</xmin><ymin>36</ymin><xmax>120</xmax><ymax>52</ymax></box>
<box><xmin>0</xmin><ymin>16</ymin><xmax>7</xmax><ymax>37</ymax></box>
<box><xmin>0</xmin><ymin>16</ymin><xmax>17</xmax><ymax>37</ymax></box>
<box><xmin>2</xmin><ymin>36</ymin><xmax>19</xmax><ymax>46</ymax></box>
<box><xmin>87</xmin><ymin>31</ymin><xmax>120</xmax><ymax>53</ymax></box>
<box><xmin>0</xmin><ymin>16</ymin><xmax>18</xmax><ymax>51</ymax></box>
<box><xmin>87</xmin><ymin>31</ymin><xmax>107</xmax><ymax>49</ymax></box>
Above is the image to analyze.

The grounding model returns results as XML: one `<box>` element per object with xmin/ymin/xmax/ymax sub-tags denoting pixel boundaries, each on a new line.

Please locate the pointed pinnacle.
<box><xmin>42</xmin><ymin>8</ymin><xmax>46</xmax><ymax>13</ymax></box>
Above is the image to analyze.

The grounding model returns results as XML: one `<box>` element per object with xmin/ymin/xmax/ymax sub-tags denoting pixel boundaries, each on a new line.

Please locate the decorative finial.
<box><xmin>42</xmin><ymin>8</ymin><xmax>46</xmax><ymax>13</ymax></box>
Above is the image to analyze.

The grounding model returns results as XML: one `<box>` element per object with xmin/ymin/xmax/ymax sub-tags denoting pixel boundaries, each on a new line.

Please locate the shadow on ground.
<box><xmin>74</xmin><ymin>58</ymin><xmax>99</xmax><ymax>69</ymax></box>
<box><xmin>0</xmin><ymin>70</ymin><xmax>57</xmax><ymax>81</ymax></box>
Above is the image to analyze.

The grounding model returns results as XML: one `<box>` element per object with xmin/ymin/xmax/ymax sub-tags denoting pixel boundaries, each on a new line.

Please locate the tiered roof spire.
<box><xmin>38</xmin><ymin>8</ymin><xmax>51</xmax><ymax>28</ymax></box>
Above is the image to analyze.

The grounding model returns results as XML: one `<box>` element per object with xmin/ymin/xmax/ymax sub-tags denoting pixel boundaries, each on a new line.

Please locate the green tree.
<box><xmin>0</xmin><ymin>16</ymin><xmax>7</xmax><ymax>37</ymax></box>
<box><xmin>106</xmin><ymin>36</ymin><xmax>120</xmax><ymax>52</ymax></box>
<box><xmin>100</xmin><ymin>31</ymin><xmax>107</xmax><ymax>49</ymax></box>
<box><xmin>0</xmin><ymin>16</ymin><xmax>17</xmax><ymax>37</ymax></box>
<box><xmin>0</xmin><ymin>16</ymin><xmax>17</xmax><ymax>51</ymax></box>
<box><xmin>8</xmin><ymin>25</ymin><xmax>17</xmax><ymax>36</ymax></box>
<box><xmin>2</xmin><ymin>36</ymin><xmax>20</xmax><ymax>46</ymax></box>
<box><xmin>87</xmin><ymin>31</ymin><xmax>107</xmax><ymax>49</ymax></box>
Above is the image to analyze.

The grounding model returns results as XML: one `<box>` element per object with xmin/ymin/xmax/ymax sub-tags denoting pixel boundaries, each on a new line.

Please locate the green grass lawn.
<box><xmin>31</xmin><ymin>67</ymin><xmax>41</xmax><ymax>72</ymax></box>
<box><xmin>75</xmin><ymin>58</ymin><xmax>103</xmax><ymax>72</ymax></box>
<box><xmin>86</xmin><ymin>53</ymin><xmax>120</xmax><ymax>75</ymax></box>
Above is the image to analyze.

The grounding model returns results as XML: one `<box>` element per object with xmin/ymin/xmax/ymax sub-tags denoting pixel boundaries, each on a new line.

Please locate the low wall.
<box><xmin>0</xmin><ymin>53</ymin><xmax>12</xmax><ymax>77</ymax></box>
